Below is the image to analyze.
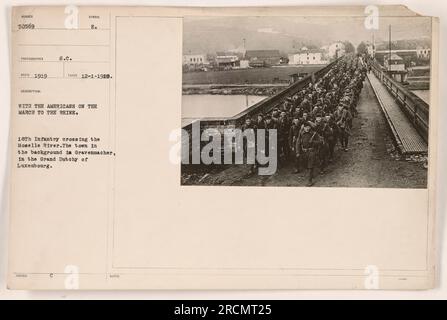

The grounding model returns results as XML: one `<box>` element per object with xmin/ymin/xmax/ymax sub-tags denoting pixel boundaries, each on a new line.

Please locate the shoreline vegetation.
<box><xmin>182</xmin><ymin>84</ymin><xmax>285</xmax><ymax>96</ymax></box>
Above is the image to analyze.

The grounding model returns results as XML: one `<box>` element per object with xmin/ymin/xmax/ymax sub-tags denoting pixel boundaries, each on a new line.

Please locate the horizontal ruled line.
<box><xmin>19</xmin><ymin>60</ymin><xmax>110</xmax><ymax>63</ymax></box>
<box><xmin>17</xmin><ymin>44</ymin><xmax>109</xmax><ymax>47</ymax></box>
<box><xmin>19</xmin><ymin>77</ymin><xmax>111</xmax><ymax>80</ymax></box>
<box><xmin>20</xmin><ymin>28</ymin><xmax>110</xmax><ymax>30</ymax></box>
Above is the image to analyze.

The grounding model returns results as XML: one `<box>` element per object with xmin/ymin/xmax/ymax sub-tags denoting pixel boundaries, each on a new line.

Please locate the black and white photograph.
<box><xmin>181</xmin><ymin>15</ymin><xmax>431</xmax><ymax>188</ymax></box>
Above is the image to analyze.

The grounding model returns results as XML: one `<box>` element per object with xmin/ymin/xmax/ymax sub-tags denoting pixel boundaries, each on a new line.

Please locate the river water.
<box><xmin>182</xmin><ymin>94</ymin><xmax>267</xmax><ymax>127</ymax></box>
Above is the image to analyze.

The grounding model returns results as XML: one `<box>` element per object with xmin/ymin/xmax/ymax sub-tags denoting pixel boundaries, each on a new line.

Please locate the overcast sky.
<box><xmin>183</xmin><ymin>16</ymin><xmax>432</xmax><ymax>54</ymax></box>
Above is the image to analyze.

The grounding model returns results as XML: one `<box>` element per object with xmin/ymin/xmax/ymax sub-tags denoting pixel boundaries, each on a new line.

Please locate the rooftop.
<box><xmin>295</xmin><ymin>48</ymin><xmax>322</xmax><ymax>54</ymax></box>
<box><xmin>216</xmin><ymin>52</ymin><xmax>239</xmax><ymax>57</ymax></box>
<box><xmin>245</xmin><ymin>50</ymin><xmax>281</xmax><ymax>58</ymax></box>
<box><xmin>216</xmin><ymin>57</ymin><xmax>237</xmax><ymax>63</ymax></box>
<box><xmin>387</xmin><ymin>53</ymin><xmax>404</xmax><ymax>61</ymax></box>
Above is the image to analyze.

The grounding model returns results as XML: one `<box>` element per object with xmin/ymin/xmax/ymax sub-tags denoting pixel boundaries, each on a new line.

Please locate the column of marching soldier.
<box><xmin>241</xmin><ymin>55</ymin><xmax>368</xmax><ymax>186</ymax></box>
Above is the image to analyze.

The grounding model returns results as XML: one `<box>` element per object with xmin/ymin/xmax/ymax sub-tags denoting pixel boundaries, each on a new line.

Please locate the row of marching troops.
<box><xmin>241</xmin><ymin>55</ymin><xmax>367</xmax><ymax>186</ymax></box>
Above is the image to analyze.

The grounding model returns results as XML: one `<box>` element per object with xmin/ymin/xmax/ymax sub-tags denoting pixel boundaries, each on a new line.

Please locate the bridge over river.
<box><xmin>181</xmin><ymin>58</ymin><xmax>428</xmax><ymax>188</ymax></box>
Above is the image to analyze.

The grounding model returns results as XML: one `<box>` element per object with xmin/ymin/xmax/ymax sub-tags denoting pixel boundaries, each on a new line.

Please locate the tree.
<box><xmin>357</xmin><ymin>42</ymin><xmax>368</xmax><ymax>55</ymax></box>
<box><xmin>343</xmin><ymin>41</ymin><xmax>355</xmax><ymax>54</ymax></box>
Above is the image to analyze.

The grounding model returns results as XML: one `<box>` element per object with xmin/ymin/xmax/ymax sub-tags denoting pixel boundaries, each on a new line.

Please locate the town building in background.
<box><xmin>323</xmin><ymin>41</ymin><xmax>346</xmax><ymax>60</ymax></box>
<box><xmin>245</xmin><ymin>50</ymin><xmax>282</xmax><ymax>67</ymax></box>
<box><xmin>215</xmin><ymin>51</ymin><xmax>240</xmax><ymax>69</ymax></box>
<box><xmin>384</xmin><ymin>53</ymin><xmax>406</xmax><ymax>71</ymax></box>
<box><xmin>288</xmin><ymin>47</ymin><xmax>326</xmax><ymax>65</ymax></box>
<box><xmin>183</xmin><ymin>54</ymin><xmax>208</xmax><ymax>66</ymax></box>
<box><xmin>416</xmin><ymin>47</ymin><xmax>431</xmax><ymax>60</ymax></box>
<box><xmin>384</xmin><ymin>53</ymin><xmax>408</xmax><ymax>83</ymax></box>
<box><xmin>182</xmin><ymin>53</ymin><xmax>210</xmax><ymax>72</ymax></box>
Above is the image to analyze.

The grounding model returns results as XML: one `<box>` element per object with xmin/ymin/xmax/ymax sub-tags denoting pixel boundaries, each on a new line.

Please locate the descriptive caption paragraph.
<box><xmin>16</xmin><ymin>136</ymin><xmax>114</xmax><ymax>169</ymax></box>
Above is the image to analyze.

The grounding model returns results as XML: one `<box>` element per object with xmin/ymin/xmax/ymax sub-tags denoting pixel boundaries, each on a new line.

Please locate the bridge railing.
<box><xmin>371</xmin><ymin>62</ymin><xmax>429</xmax><ymax>142</ymax></box>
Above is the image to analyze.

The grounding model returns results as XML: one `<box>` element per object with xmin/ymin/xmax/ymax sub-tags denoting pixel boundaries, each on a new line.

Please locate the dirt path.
<box><xmin>188</xmin><ymin>77</ymin><xmax>427</xmax><ymax>188</ymax></box>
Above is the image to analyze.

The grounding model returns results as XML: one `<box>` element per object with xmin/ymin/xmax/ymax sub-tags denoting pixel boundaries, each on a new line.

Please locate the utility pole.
<box><xmin>372</xmin><ymin>32</ymin><xmax>375</xmax><ymax>60</ymax></box>
<box><xmin>242</xmin><ymin>38</ymin><xmax>246</xmax><ymax>58</ymax></box>
<box><xmin>388</xmin><ymin>24</ymin><xmax>392</xmax><ymax>71</ymax></box>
